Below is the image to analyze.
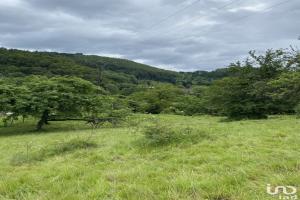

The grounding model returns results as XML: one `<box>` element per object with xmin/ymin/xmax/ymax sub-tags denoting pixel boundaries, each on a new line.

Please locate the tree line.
<box><xmin>0</xmin><ymin>47</ymin><xmax>299</xmax><ymax>130</ymax></box>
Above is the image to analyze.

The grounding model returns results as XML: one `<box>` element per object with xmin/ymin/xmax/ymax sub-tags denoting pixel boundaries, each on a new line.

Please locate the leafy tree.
<box><xmin>129</xmin><ymin>84</ymin><xmax>185</xmax><ymax>114</ymax></box>
<box><xmin>207</xmin><ymin>77</ymin><xmax>269</xmax><ymax>119</ymax></box>
<box><xmin>206</xmin><ymin>49</ymin><xmax>300</xmax><ymax>119</ymax></box>
<box><xmin>267</xmin><ymin>72</ymin><xmax>300</xmax><ymax>113</ymax></box>
<box><xmin>0</xmin><ymin>79</ymin><xmax>31</xmax><ymax>125</ymax></box>
<box><xmin>173</xmin><ymin>86</ymin><xmax>209</xmax><ymax>115</ymax></box>
<box><xmin>0</xmin><ymin>76</ymin><xmax>129</xmax><ymax>130</ymax></box>
<box><xmin>27</xmin><ymin>76</ymin><xmax>107</xmax><ymax>129</ymax></box>
<box><xmin>249</xmin><ymin>49</ymin><xmax>298</xmax><ymax>79</ymax></box>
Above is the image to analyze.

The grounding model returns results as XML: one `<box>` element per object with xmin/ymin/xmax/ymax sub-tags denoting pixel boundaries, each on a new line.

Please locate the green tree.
<box><xmin>206</xmin><ymin>49</ymin><xmax>300</xmax><ymax>119</ymax></box>
<box><xmin>267</xmin><ymin>72</ymin><xmax>300</xmax><ymax>113</ymax></box>
<box><xmin>208</xmin><ymin>77</ymin><xmax>270</xmax><ymax>119</ymax></box>
<box><xmin>129</xmin><ymin>84</ymin><xmax>184</xmax><ymax>114</ymax></box>
<box><xmin>0</xmin><ymin>76</ymin><xmax>112</xmax><ymax>130</ymax></box>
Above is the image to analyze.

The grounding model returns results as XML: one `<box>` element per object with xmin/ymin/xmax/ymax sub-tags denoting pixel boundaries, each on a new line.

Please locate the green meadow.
<box><xmin>0</xmin><ymin>114</ymin><xmax>299</xmax><ymax>200</ymax></box>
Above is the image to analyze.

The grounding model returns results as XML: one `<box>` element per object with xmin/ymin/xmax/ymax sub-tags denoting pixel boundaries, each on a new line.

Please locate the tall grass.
<box><xmin>10</xmin><ymin>138</ymin><xmax>97</xmax><ymax>165</ymax></box>
<box><xmin>0</xmin><ymin>114</ymin><xmax>299</xmax><ymax>200</ymax></box>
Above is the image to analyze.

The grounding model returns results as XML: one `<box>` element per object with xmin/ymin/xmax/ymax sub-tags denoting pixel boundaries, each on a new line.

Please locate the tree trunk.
<box><xmin>36</xmin><ymin>110</ymin><xmax>49</xmax><ymax>131</ymax></box>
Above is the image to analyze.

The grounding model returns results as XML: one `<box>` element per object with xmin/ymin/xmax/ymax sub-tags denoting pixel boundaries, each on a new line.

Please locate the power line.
<box><xmin>218</xmin><ymin>0</ymin><xmax>294</xmax><ymax>26</ymax></box>
<box><xmin>150</xmin><ymin>0</ymin><xmax>296</xmax><ymax>67</ymax></box>
<box><xmin>146</xmin><ymin>0</ymin><xmax>242</xmax><ymax>36</ymax></box>
<box><xmin>146</xmin><ymin>0</ymin><xmax>202</xmax><ymax>30</ymax></box>
<box><xmin>170</xmin><ymin>0</ymin><xmax>241</xmax><ymax>31</ymax></box>
<box><xmin>158</xmin><ymin>0</ymin><xmax>294</xmax><ymax>40</ymax></box>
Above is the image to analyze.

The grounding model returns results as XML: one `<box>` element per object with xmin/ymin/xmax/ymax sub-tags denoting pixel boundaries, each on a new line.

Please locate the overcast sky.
<box><xmin>0</xmin><ymin>0</ymin><xmax>299</xmax><ymax>71</ymax></box>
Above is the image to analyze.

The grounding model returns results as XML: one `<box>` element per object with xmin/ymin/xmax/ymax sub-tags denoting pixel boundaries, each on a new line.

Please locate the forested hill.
<box><xmin>0</xmin><ymin>48</ymin><xmax>230</xmax><ymax>91</ymax></box>
<box><xmin>0</xmin><ymin>48</ymin><xmax>179</xmax><ymax>82</ymax></box>
<box><xmin>1</xmin><ymin>47</ymin><xmax>299</xmax><ymax>118</ymax></box>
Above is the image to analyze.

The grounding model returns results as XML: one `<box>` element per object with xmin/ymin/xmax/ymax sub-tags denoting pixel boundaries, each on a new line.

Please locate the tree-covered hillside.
<box><xmin>0</xmin><ymin>48</ymin><xmax>229</xmax><ymax>93</ymax></box>
<box><xmin>0</xmin><ymin>48</ymin><xmax>178</xmax><ymax>92</ymax></box>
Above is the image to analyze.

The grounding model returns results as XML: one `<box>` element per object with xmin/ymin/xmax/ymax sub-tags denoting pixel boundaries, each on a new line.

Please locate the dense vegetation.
<box><xmin>0</xmin><ymin>76</ymin><xmax>131</xmax><ymax>130</ymax></box>
<box><xmin>0</xmin><ymin>48</ymin><xmax>230</xmax><ymax>93</ymax></box>
<box><xmin>207</xmin><ymin>49</ymin><xmax>300</xmax><ymax>118</ymax></box>
<box><xmin>0</xmin><ymin>47</ymin><xmax>299</xmax><ymax>130</ymax></box>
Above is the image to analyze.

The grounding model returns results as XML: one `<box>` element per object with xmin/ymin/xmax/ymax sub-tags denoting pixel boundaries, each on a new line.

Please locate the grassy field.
<box><xmin>0</xmin><ymin>114</ymin><xmax>299</xmax><ymax>200</ymax></box>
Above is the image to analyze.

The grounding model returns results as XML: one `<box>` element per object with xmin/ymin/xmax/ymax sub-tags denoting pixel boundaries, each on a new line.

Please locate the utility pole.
<box><xmin>97</xmin><ymin>65</ymin><xmax>103</xmax><ymax>87</ymax></box>
<box><xmin>97</xmin><ymin>62</ymin><xmax>110</xmax><ymax>88</ymax></box>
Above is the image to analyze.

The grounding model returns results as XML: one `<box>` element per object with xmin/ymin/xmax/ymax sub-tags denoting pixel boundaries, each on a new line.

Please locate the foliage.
<box><xmin>177</xmin><ymin>68</ymin><xmax>232</xmax><ymax>87</ymax></box>
<box><xmin>141</xmin><ymin>121</ymin><xmax>209</xmax><ymax>146</ymax></box>
<box><xmin>1</xmin><ymin>47</ymin><xmax>299</xmax><ymax>120</ymax></box>
<box><xmin>207</xmin><ymin>77</ymin><xmax>270</xmax><ymax>119</ymax></box>
<box><xmin>0</xmin><ymin>48</ymin><xmax>179</xmax><ymax>93</ymax></box>
<box><xmin>267</xmin><ymin>72</ymin><xmax>300</xmax><ymax>113</ymax></box>
<box><xmin>0</xmin><ymin>48</ymin><xmax>230</xmax><ymax>94</ymax></box>
<box><xmin>142</xmin><ymin>123</ymin><xmax>177</xmax><ymax>146</ymax></box>
<box><xmin>128</xmin><ymin>84</ymin><xmax>185</xmax><ymax>114</ymax></box>
<box><xmin>295</xmin><ymin>104</ymin><xmax>300</xmax><ymax>117</ymax></box>
<box><xmin>207</xmin><ymin>48</ymin><xmax>300</xmax><ymax>119</ymax></box>
<box><xmin>0</xmin><ymin>76</ymin><xmax>129</xmax><ymax>130</ymax></box>
<box><xmin>175</xmin><ymin>86</ymin><xmax>209</xmax><ymax>115</ymax></box>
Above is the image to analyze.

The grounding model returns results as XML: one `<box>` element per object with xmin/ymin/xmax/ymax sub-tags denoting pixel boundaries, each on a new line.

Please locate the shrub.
<box><xmin>140</xmin><ymin>123</ymin><xmax>210</xmax><ymax>147</ymax></box>
<box><xmin>143</xmin><ymin>123</ymin><xmax>176</xmax><ymax>146</ymax></box>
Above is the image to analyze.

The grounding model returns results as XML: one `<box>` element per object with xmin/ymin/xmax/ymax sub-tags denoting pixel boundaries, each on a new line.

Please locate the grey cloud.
<box><xmin>0</xmin><ymin>0</ymin><xmax>299</xmax><ymax>71</ymax></box>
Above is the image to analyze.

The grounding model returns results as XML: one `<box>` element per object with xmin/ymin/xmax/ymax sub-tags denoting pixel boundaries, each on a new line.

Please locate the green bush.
<box><xmin>141</xmin><ymin>123</ymin><xmax>210</xmax><ymax>146</ymax></box>
<box><xmin>143</xmin><ymin>124</ymin><xmax>176</xmax><ymax>146</ymax></box>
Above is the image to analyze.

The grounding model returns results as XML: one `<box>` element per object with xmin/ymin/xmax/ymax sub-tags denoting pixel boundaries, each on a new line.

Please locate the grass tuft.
<box><xmin>10</xmin><ymin>138</ymin><xmax>97</xmax><ymax>166</ymax></box>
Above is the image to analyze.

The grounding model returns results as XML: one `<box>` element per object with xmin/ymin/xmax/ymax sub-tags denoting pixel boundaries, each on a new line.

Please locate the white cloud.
<box><xmin>95</xmin><ymin>53</ymin><xmax>124</xmax><ymax>59</ymax></box>
<box><xmin>228</xmin><ymin>3</ymin><xmax>267</xmax><ymax>12</ymax></box>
